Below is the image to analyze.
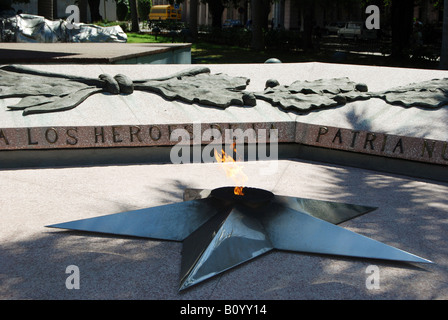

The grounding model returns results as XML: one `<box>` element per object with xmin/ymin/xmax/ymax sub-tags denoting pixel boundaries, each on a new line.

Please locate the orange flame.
<box><xmin>214</xmin><ymin>144</ymin><xmax>248</xmax><ymax>196</ymax></box>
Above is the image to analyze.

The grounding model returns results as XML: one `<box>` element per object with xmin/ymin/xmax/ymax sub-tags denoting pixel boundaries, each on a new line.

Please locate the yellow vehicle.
<box><xmin>149</xmin><ymin>5</ymin><xmax>182</xmax><ymax>21</ymax></box>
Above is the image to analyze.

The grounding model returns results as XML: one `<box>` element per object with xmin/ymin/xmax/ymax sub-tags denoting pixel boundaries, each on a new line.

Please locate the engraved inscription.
<box><xmin>66</xmin><ymin>128</ymin><xmax>78</xmax><ymax>145</ymax></box>
<box><xmin>0</xmin><ymin>129</ymin><xmax>10</xmax><ymax>145</ymax></box>
<box><xmin>45</xmin><ymin>128</ymin><xmax>58</xmax><ymax>144</ymax></box>
<box><xmin>305</xmin><ymin>124</ymin><xmax>447</xmax><ymax>165</ymax></box>
<box><xmin>0</xmin><ymin>122</ymin><xmax>446</xmax><ymax>166</ymax></box>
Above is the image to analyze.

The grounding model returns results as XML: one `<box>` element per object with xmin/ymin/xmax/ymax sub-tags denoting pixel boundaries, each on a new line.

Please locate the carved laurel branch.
<box><xmin>0</xmin><ymin>64</ymin><xmax>447</xmax><ymax>116</ymax></box>
<box><xmin>0</xmin><ymin>65</ymin><xmax>253</xmax><ymax>116</ymax></box>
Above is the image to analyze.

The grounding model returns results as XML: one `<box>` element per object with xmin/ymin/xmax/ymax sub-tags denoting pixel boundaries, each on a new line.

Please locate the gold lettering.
<box><xmin>0</xmin><ymin>129</ymin><xmax>10</xmax><ymax>145</ymax></box>
<box><xmin>94</xmin><ymin>127</ymin><xmax>105</xmax><ymax>143</ymax></box>
<box><xmin>316</xmin><ymin>127</ymin><xmax>328</xmax><ymax>143</ymax></box>
<box><xmin>421</xmin><ymin>140</ymin><xmax>436</xmax><ymax>158</ymax></box>
<box><xmin>27</xmin><ymin>128</ymin><xmax>38</xmax><ymax>145</ymax></box>
<box><xmin>129</xmin><ymin>126</ymin><xmax>142</xmax><ymax>143</ymax></box>
<box><xmin>66</xmin><ymin>127</ymin><xmax>78</xmax><ymax>145</ymax></box>
<box><xmin>45</xmin><ymin>128</ymin><xmax>58</xmax><ymax>144</ymax></box>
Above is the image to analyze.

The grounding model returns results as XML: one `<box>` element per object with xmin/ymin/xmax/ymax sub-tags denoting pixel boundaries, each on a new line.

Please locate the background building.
<box><xmin>8</xmin><ymin>0</ymin><xmax>443</xmax><ymax>29</ymax></box>
<box><xmin>10</xmin><ymin>0</ymin><xmax>117</xmax><ymax>22</ymax></box>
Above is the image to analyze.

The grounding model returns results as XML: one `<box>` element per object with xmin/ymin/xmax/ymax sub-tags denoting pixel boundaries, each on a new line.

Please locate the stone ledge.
<box><xmin>0</xmin><ymin>120</ymin><xmax>446</xmax><ymax>168</ymax></box>
<box><xmin>295</xmin><ymin>122</ymin><xmax>448</xmax><ymax>166</ymax></box>
<box><xmin>0</xmin><ymin>43</ymin><xmax>192</xmax><ymax>64</ymax></box>
<box><xmin>1</xmin><ymin>62</ymin><xmax>447</xmax><ymax>182</ymax></box>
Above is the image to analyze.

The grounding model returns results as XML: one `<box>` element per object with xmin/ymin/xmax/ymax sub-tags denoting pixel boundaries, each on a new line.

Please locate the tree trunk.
<box><xmin>391</xmin><ymin>0</ymin><xmax>414</xmax><ymax>58</ymax></box>
<box><xmin>440</xmin><ymin>0</ymin><xmax>448</xmax><ymax>69</ymax></box>
<box><xmin>88</xmin><ymin>0</ymin><xmax>102</xmax><ymax>22</ymax></box>
<box><xmin>251</xmin><ymin>0</ymin><xmax>264</xmax><ymax>50</ymax></box>
<box><xmin>301</xmin><ymin>0</ymin><xmax>314</xmax><ymax>51</ymax></box>
<box><xmin>208</xmin><ymin>0</ymin><xmax>225</xmax><ymax>29</ymax></box>
<box><xmin>243</xmin><ymin>1</ymin><xmax>248</xmax><ymax>27</ymax></box>
<box><xmin>129</xmin><ymin>0</ymin><xmax>140</xmax><ymax>32</ymax></box>
<box><xmin>190</xmin><ymin>0</ymin><xmax>198</xmax><ymax>41</ymax></box>
<box><xmin>261</xmin><ymin>0</ymin><xmax>271</xmax><ymax>30</ymax></box>
<box><xmin>78</xmin><ymin>0</ymin><xmax>88</xmax><ymax>23</ymax></box>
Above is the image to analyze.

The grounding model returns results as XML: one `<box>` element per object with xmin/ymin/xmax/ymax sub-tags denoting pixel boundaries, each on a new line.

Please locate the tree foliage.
<box><xmin>116</xmin><ymin>0</ymin><xmax>130</xmax><ymax>20</ymax></box>
<box><xmin>138</xmin><ymin>0</ymin><xmax>152</xmax><ymax>20</ymax></box>
<box><xmin>2</xmin><ymin>0</ymin><xmax>28</xmax><ymax>11</ymax></box>
<box><xmin>250</xmin><ymin>0</ymin><xmax>271</xmax><ymax>50</ymax></box>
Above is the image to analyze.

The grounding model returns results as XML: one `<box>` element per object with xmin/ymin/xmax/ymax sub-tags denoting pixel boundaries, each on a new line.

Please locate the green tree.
<box><xmin>389</xmin><ymin>0</ymin><xmax>415</xmax><ymax>58</ymax></box>
<box><xmin>129</xmin><ymin>0</ymin><xmax>139</xmax><ymax>31</ymax></box>
<box><xmin>114</xmin><ymin>0</ymin><xmax>138</xmax><ymax>31</ymax></box>
<box><xmin>88</xmin><ymin>0</ymin><xmax>102</xmax><ymax>21</ymax></box>
<box><xmin>5</xmin><ymin>0</ymin><xmax>28</xmax><ymax>10</ymax></box>
<box><xmin>199</xmin><ymin>0</ymin><xmax>242</xmax><ymax>29</ymax></box>
<box><xmin>190</xmin><ymin>0</ymin><xmax>199</xmax><ymax>40</ymax></box>
<box><xmin>137</xmin><ymin>0</ymin><xmax>152</xmax><ymax>20</ymax></box>
<box><xmin>250</xmin><ymin>0</ymin><xmax>271</xmax><ymax>50</ymax></box>
<box><xmin>288</xmin><ymin>0</ymin><xmax>319</xmax><ymax>51</ymax></box>
<box><xmin>363</xmin><ymin>0</ymin><xmax>415</xmax><ymax>58</ymax></box>
<box><xmin>202</xmin><ymin>0</ymin><xmax>225</xmax><ymax>29</ymax></box>
<box><xmin>301</xmin><ymin>0</ymin><xmax>315</xmax><ymax>51</ymax></box>
<box><xmin>116</xmin><ymin>0</ymin><xmax>129</xmax><ymax>21</ymax></box>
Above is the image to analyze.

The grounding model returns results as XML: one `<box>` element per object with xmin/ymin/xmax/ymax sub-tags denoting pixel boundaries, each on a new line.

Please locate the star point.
<box><xmin>46</xmin><ymin>187</ymin><xmax>431</xmax><ymax>291</ymax></box>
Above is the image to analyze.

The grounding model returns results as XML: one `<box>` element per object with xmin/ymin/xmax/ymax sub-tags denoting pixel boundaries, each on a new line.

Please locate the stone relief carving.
<box><xmin>0</xmin><ymin>64</ymin><xmax>447</xmax><ymax>116</ymax></box>
<box><xmin>372</xmin><ymin>78</ymin><xmax>448</xmax><ymax>109</ymax></box>
<box><xmin>0</xmin><ymin>65</ymin><xmax>254</xmax><ymax>115</ymax></box>
<box><xmin>254</xmin><ymin>77</ymin><xmax>371</xmax><ymax>112</ymax></box>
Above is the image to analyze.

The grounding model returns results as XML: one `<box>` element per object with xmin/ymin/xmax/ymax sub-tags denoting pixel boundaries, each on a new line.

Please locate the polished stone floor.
<box><xmin>1</xmin><ymin>159</ymin><xmax>447</xmax><ymax>299</ymax></box>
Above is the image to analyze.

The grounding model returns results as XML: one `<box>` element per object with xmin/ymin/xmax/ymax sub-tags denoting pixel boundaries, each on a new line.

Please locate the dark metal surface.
<box><xmin>47</xmin><ymin>198</ymin><xmax>218</xmax><ymax>241</ymax></box>
<box><xmin>180</xmin><ymin>206</ymin><xmax>274</xmax><ymax>291</ymax></box>
<box><xmin>273</xmin><ymin>195</ymin><xmax>377</xmax><ymax>224</ymax></box>
<box><xmin>47</xmin><ymin>187</ymin><xmax>431</xmax><ymax>291</ymax></box>
<box><xmin>185</xmin><ymin>188</ymin><xmax>376</xmax><ymax>225</ymax></box>
<box><xmin>260</xmin><ymin>201</ymin><xmax>428</xmax><ymax>263</ymax></box>
<box><xmin>210</xmin><ymin>186</ymin><xmax>275</xmax><ymax>208</ymax></box>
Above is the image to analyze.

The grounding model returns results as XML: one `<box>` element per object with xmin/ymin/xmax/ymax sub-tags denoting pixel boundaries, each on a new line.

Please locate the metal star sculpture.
<box><xmin>47</xmin><ymin>186</ymin><xmax>431</xmax><ymax>291</ymax></box>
